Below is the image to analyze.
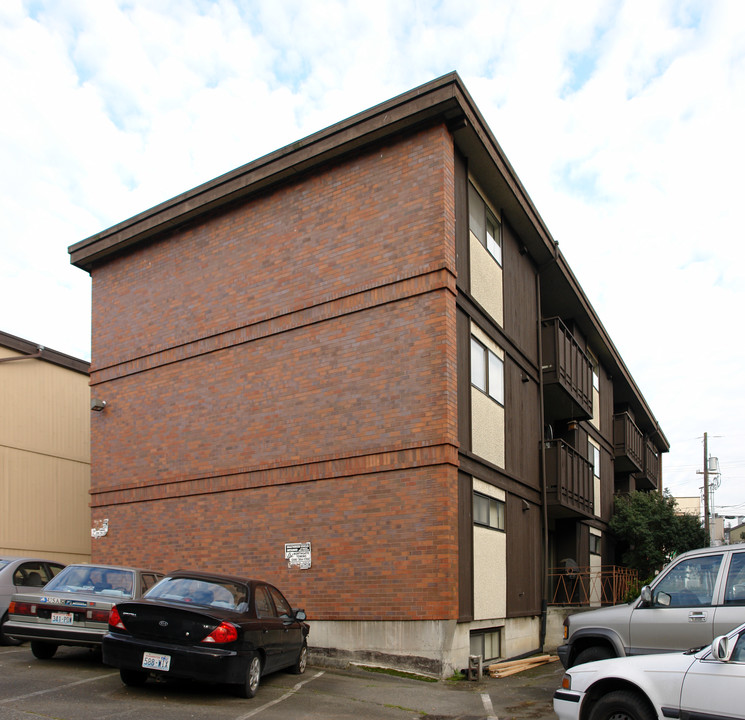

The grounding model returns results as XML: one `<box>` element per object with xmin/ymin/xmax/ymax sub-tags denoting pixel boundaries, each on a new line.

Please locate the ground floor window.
<box><xmin>470</xmin><ymin>628</ymin><xmax>502</xmax><ymax>661</ymax></box>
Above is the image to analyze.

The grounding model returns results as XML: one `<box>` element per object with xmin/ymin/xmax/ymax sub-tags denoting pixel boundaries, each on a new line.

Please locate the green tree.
<box><xmin>609</xmin><ymin>490</ymin><xmax>708</xmax><ymax>582</ymax></box>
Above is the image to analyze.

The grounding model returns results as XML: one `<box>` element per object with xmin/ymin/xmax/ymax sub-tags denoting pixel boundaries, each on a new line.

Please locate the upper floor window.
<box><xmin>589</xmin><ymin>441</ymin><xmax>600</xmax><ymax>479</ymax></box>
<box><xmin>469</xmin><ymin>183</ymin><xmax>502</xmax><ymax>266</ymax></box>
<box><xmin>471</xmin><ymin>336</ymin><xmax>504</xmax><ymax>405</ymax></box>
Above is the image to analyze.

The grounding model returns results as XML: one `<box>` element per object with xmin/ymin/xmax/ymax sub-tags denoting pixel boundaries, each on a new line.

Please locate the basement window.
<box><xmin>473</xmin><ymin>492</ymin><xmax>505</xmax><ymax>531</ymax></box>
<box><xmin>470</xmin><ymin>628</ymin><xmax>502</xmax><ymax>662</ymax></box>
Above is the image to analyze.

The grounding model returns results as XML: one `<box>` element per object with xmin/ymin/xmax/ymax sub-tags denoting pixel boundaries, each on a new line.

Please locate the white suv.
<box><xmin>554</xmin><ymin>621</ymin><xmax>745</xmax><ymax>720</ymax></box>
<box><xmin>558</xmin><ymin>543</ymin><xmax>745</xmax><ymax>668</ymax></box>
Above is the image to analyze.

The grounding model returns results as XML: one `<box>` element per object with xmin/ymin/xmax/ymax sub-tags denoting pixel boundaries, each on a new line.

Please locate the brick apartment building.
<box><xmin>69</xmin><ymin>73</ymin><xmax>668</xmax><ymax>676</ymax></box>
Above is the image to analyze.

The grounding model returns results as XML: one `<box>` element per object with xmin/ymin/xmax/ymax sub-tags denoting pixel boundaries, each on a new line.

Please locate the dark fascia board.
<box><xmin>0</xmin><ymin>330</ymin><xmax>90</xmax><ymax>375</ymax></box>
<box><xmin>70</xmin><ymin>72</ymin><xmax>469</xmax><ymax>270</ymax></box>
<box><xmin>70</xmin><ymin>72</ymin><xmax>561</xmax><ymax>271</ymax></box>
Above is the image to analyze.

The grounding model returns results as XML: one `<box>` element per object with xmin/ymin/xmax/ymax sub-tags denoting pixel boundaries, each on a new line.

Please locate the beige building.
<box><xmin>674</xmin><ymin>496</ymin><xmax>701</xmax><ymax>517</ymax></box>
<box><xmin>0</xmin><ymin>331</ymin><xmax>91</xmax><ymax>564</ymax></box>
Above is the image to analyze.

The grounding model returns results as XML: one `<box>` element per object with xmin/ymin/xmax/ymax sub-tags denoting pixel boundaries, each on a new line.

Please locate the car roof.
<box><xmin>676</xmin><ymin>543</ymin><xmax>745</xmax><ymax>558</ymax></box>
<box><xmin>166</xmin><ymin>569</ymin><xmax>262</xmax><ymax>586</ymax></box>
<box><xmin>61</xmin><ymin>563</ymin><xmax>162</xmax><ymax>573</ymax></box>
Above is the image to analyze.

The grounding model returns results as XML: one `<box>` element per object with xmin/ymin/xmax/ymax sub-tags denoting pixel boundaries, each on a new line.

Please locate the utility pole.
<box><xmin>703</xmin><ymin>432</ymin><xmax>710</xmax><ymax>540</ymax></box>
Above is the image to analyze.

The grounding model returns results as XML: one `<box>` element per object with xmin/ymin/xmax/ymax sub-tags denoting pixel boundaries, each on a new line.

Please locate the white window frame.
<box><xmin>470</xmin><ymin>336</ymin><xmax>504</xmax><ymax>405</ymax></box>
<box><xmin>469</xmin><ymin>182</ymin><xmax>502</xmax><ymax>266</ymax></box>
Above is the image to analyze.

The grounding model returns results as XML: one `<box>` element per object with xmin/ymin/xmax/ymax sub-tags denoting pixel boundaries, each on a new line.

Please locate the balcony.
<box><xmin>544</xmin><ymin>440</ymin><xmax>594</xmax><ymax>519</ymax></box>
<box><xmin>636</xmin><ymin>438</ymin><xmax>660</xmax><ymax>491</ymax></box>
<box><xmin>541</xmin><ymin>317</ymin><xmax>593</xmax><ymax>421</ymax></box>
<box><xmin>613</xmin><ymin>412</ymin><xmax>643</xmax><ymax>473</ymax></box>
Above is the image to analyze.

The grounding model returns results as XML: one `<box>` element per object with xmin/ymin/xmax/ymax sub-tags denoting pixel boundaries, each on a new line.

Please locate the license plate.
<box><xmin>51</xmin><ymin>612</ymin><xmax>73</xmax><ymax>625</ymax></box>
<box><xmin>142</xmin><ymin>652</ymin><xmax>171</xmax><ymax>671</ymax></box>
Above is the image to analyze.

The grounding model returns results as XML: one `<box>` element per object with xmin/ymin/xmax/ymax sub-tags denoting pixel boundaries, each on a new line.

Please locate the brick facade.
<box><xmin>88</xmin><ymin>125</ymin><xmax>461</xmax><ymax>622</ymax></box>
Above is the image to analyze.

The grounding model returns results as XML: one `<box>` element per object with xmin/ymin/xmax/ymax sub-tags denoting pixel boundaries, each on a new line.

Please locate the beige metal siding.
<box><xmin>0</xmin><ymin>346</ymin><xmax>91</xmax><ymax>563</ymax></box>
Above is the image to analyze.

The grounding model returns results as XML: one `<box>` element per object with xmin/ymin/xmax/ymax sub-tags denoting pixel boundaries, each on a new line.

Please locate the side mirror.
<box><xmin>711</xmin><ymin>635</ymin><xmax>734</xmax><ymax>662</ymax></box>
<box><xmin>656</xmin><ymin>591</ymin><xmax>671</xmax><ymax>607</ymax></box>
<box><xmin>294</xmin><ymin>609</ymin><xmax>306</xmax><ymax>622</ymax></box>
<box><xmin>640</xmin><ymin>586</ymin><xmax>652</xmax><ymax>606</ymax></box>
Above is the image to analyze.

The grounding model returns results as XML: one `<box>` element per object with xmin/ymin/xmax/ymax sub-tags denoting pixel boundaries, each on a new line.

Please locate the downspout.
<box><xmin>537</xmin><ymin>243</ymin><xmax>559</xmax><ymax>650</ymax></box>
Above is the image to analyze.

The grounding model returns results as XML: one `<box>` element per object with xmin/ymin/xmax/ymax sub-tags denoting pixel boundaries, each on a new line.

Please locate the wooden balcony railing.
<box><xmin>544</xmin><ymin>440</ymin><xmax>594</xmax><ymax>519</ymax></box>
<box><xmin>636</xmin><ymin>439</ymin><xmax>660</xmax><ymax>491</ymax></box>
<box><xmin>613</xmin><ymin>412</ymin><xmax>643</xmax><ymax>473</ymax></box>
<box><xmin>541</xmin><ymin>317</ymin><xmax>593</xmax><ymax>421</ymax></box>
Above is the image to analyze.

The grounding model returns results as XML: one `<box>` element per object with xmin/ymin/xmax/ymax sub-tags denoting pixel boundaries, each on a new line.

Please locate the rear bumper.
<box><xmin>102</xmin><ymin>632</ymin><xmax>248</xmax><ymax>685</ymax></box>
<box><xmin>3</xmin><ymin>620</ymin><xmax>104</xmax><ymax>647</ymax></box>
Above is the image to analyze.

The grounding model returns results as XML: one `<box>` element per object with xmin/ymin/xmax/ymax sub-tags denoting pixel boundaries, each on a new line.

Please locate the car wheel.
<box><xmin>30</xmin><ymin>641</ymin><xmax>58</xmax><ymax>659</ymax></box>
<box><xmin>236</xmin><ymin>652</ymin><xmax>262</xmax><ymax>698</ymax></box>
<box><xmin>0</xmin><ymin>612</ymin><xmax>21</xmax><ymax>646</ymax></box>
<box><xmin>120</xmin><ymin>668</ymin><xmax>149</xmax><ymax>687</ymax></box>
<box><xmin>291</xmin><ymin>642</ymin><xmax>307</xmax><ymax>674</ymax></box>
<box><xmin>573</xmin><ymin>645</ymin><xmax>613</xmax><ymax>666</ymax></box>
<box><xmin>589</xmin><ymin>690</ymin><xmax>655</xmax><ymax>720</ymax></box>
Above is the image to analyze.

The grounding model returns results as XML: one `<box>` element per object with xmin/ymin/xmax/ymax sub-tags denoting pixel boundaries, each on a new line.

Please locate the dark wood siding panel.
<box><xmin>457</xmin><ymin>306</ymin><xmax>471</xmax><ymax>453</ymax></box>
<box><xmin>502</xmin><ymin>220</ymin><xmax>538</xmax><ymax>365</ymax></box>
<box><xmin>455</xmin><ymin>149</ymin><xmax>469</xmax><ymax>293</ymax></box>
<box><xmin>458</xmin><ymin>471</ymin><xmax>474</xmax><ymax>621</ymax></box>
<box><xmin>506</xmin><ymin>493</ymin><xmax>542</xmax><ymax>617</ymax></box>
<box><xmin>599</xmin><ymin>363</ymin><xmax>614</xmax><ymax>441</ymax></box>
<box><xmin>504</xmin><ymin>357</ymin><xmax>541</xmax><ymax>489</ymax></box>
<box><xmin>601</xmin><ymin>446</ymin><xmax>614</xmax><ymax>522</ymax></box>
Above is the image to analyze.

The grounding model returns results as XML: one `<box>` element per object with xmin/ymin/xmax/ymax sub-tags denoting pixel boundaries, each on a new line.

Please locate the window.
<box><xmin>725</xmin><ymin>553</ymin><xmax>745</xmax><ymax>605</ymax></box>
<box><xmin>470</xmin><ymin>628</ymin><xmax>502</xmax><ymax>661</ymax></box>
<box><xmin>654</xmin><ymin>554</ymin><xmax>723</xmax><ymax>607</ymax></box>
<box><xmin>589</xmin><ymin>442</ymin><xmax>600</xmax><ymax>479</ymax></box>
<box><xmin>471</xmin><ymin>336</ymin><xmax>504</xmax><ymax>404</ymax></box>
<box><xmin>469</xmin><ymin>183</ymin><xmax>502</xmax><ymax>265</ymax></box>
<box><xmin>473</xmin><ymin>492</ymin><xmax>505</xmax><ymax>530</ymax></box>
<box><xmin>590</xmin><ymin>534</ymin><xmax>601</xmax><ymax>555</ymax></box>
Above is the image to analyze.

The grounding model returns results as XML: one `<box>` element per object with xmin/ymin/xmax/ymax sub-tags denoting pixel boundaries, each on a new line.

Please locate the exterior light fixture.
<box><xmin>91</xmin><ymin>398</ymin><xmax>107</xmax><ymax>412</ymax></box>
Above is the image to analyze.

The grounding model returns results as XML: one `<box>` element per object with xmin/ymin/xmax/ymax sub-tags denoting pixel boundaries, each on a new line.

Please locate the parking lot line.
<box><xmin>232</xmin><ymin>671</ymin><xmax>325</xmax><ymax>720</ymax></box>
<box><xmin>481</xmin><ymin>692</ymin><xmax>498</xmax><ymax>720</ymax></box>
<box><xmin>0</xmin><ymin>670</ymin><xmax>119</xmax><ymax>704</ymax></box>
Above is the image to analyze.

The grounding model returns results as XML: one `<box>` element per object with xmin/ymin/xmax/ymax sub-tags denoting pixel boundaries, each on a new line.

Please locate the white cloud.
<box><xmin>1</xmin><ymin>0</ymin><xmax>744</xmax><ymax>513</ymax></box>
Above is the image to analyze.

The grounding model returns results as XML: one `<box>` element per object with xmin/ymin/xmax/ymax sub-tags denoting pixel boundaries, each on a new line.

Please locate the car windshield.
<box><xmin>44</xmin><ymin>566</ymin><xmax>136</xmax><ymax>598</ymax></box>
<box><xmin>0</xmin><ymin>560</ymin><xmax>9</xmax><ymax>570</ymax></box>
<box><xmin>145</xmin><ymin>576</ymin><xmax>248</xmax><ymax>611</ymax></box>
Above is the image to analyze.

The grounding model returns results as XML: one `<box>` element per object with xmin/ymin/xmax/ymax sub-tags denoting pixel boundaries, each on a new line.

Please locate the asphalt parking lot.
<box><xmin>0</xmin><ymin>644</ymin><xmax>563</xmax><ymax>720</ymax></box>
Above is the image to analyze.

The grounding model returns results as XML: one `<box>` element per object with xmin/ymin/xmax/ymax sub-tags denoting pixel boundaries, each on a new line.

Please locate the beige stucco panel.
<box><xmin>471</xmin><ymin>388</ymin><xmax>505</xmax><ymax>468</ymax></box>
<box><xmin>473</xmin><ymin>525</ymin><xmax>506</xmax><ymax>620</ymax></box>
<box><xmin>469</xmin><ymin>234</ymin><xmax>503</xmax><ymax>326</ymax></box>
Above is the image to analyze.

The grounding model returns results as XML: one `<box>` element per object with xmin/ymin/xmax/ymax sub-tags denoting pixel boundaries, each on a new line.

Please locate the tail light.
<box><xmin>108</xmin><ymin>605</ymin><xmax>126</xmax><ymax>630</ymax></box>
<box><xmin>9</xmin><ymin>601</ymin><xmax>37</xmax><ymax>616</ymax></box>
<box><xmin>88</xmin><ymin>609</ymin><xmax>110</xmax><ymax>623</ymax></box>
<box><xmin>201</xmin><ymin>622</ymin><xmax>238</xmax><ymax>644</ymax></box>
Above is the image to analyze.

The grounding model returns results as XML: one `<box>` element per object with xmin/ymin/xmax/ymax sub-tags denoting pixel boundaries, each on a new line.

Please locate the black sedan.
<box><xmin>102</xmin><ymin>570</ymin><xmax>309</xmax><ymax>698</ymax></box>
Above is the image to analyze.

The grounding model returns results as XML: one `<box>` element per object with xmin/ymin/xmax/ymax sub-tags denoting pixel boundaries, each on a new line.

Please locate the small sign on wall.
<box><xmin>285</xmin><ymin>542</ymin><xmax>311</xmax><ymax>569</ymax></box>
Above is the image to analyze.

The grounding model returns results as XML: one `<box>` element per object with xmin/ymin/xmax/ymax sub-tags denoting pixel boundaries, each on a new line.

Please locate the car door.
<box><xmin>253</xmin><ymin>584</ymin><xmax>285</xmax><ymax>672</ymax></box>
<box><xmin>678</xmin><ymin>628</ymin><xmax>745</xmax><ymax>719</ymax></box>
<box><xmin>712</xmin><ymin>551</ymin><xmax>745</xmax><ymax>637</ymax></box>
<box><xmin>628</xmin><ymin>552</ymin><xmax>725</xmax><ymax>654</ymax></box>
<box><xmin>267</xmin><ymin>585</ymin><xmax>304</xmax><ymax>667</ymax></box>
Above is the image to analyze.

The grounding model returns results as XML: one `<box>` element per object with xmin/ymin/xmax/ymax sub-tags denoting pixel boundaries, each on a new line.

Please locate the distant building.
<box><xmin>0</xmin><ymin>331</ymin><xmax>91</xmax><ymax>564</ymax></box>
<box><xmin>69</xmin><ymin>73</ymin><xmax>668</xmax><ymax>675</ymax></box>
<box><xmin>675</xmin><ymin>496</ymin><xmax>701</xmax><ymax>517</ymax></box>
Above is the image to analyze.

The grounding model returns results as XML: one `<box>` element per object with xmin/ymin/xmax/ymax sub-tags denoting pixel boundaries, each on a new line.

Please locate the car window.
<box><xmin>140</xmin><ymin>573</ymin><xmax>161</xmax><ymax>595</ymax></box>
<box><xmin>732</xmin><ymin>631</ymin><xmax>745</xmax><ymax>662</ymax></box>
<box><xmin>654</xmin><ymin>554</ymin><xmax>723</xmax><ymax>607</ymax></box>
<box><xmin>268</xmin><ymin>586</ymin><xmax>292</xmax><ymax>617</ymax></box>
<box><xmin>724</xmin><ymin>553</ymin><xmax>745</xmax><ymax>605</ymax></box>
<box><xmin>13</xmin><ymin>562</ymin><xmax>50</xmax><ymax>587</ymax></box>
<box><xmin>254</xmin><ymin>586</ymin><xmax>275</xmax><ymax>618</ymax></box>
<box><xmin>44</xmin><ymin>565</ymin><xmax>136</xmax><ymax>597</ymax></box>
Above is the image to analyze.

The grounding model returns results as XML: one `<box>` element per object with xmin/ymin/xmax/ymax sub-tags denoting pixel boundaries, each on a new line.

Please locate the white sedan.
<box><xmin>553</xmin><ymin>622</ymin><xmax>745</xmax><ymax>720</ymax></box>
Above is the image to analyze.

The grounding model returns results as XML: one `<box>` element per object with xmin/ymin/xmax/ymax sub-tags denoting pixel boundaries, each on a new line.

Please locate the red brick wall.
<box><xmin>90</xmin><ymin>464</ymin><xmax>459</xmax><ymax>620</ymax></box>
<box><xmin>89</xmin><ymin>124</ymin><xmax>460</xmax><ymax>620</ymax></box>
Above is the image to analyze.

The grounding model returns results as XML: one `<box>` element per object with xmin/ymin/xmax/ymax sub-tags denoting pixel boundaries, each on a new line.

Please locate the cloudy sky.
<box><xmin>2</xmin><ymin>0</ymin><xmax>744</xmax><ymax>517</ymax></box>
